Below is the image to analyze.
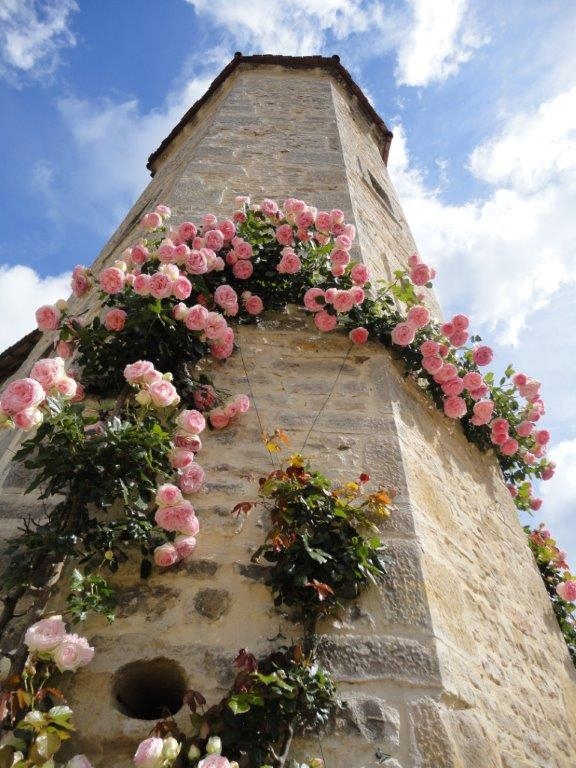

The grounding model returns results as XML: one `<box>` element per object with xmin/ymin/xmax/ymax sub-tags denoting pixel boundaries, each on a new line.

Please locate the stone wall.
<box><xmin>1</xmin><ymin>61</ymin><xmax>575</xmax><ymax>767</ymax></box>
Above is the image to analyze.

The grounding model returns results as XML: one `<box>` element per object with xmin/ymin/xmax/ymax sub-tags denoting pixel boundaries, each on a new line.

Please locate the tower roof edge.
<box><xmin>146</xmin><ymin>54</ymin><xmax>394</xmax><ymax>175</ymax></box>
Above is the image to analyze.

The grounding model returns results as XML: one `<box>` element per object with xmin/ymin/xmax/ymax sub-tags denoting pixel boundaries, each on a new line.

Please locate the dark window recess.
<box><xmin>112</xmin><ymin>657</ymin><xmax>188</xmax><ymax>720</ymax></box>
<box><xmin>368</xmin><ymin>171</ymin><xmax>396</xmax><ymax>219</ymax></box>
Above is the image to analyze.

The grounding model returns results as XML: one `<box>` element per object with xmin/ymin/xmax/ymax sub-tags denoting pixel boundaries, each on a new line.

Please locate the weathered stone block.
<box><xmin>192</xmin><ymin>588</ymin><xmax>231</xmax><ymax>620</ymax></box>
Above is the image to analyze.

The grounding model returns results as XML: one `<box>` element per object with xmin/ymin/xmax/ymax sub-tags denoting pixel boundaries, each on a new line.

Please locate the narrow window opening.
<box><xmin>368</xmin><ymin>171</ymin><xmax>396</xmax><ymax>220</ymax></box>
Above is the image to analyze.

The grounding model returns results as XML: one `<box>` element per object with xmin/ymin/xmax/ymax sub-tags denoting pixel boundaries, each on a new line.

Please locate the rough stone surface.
<box><xmin>192</xmin><ymin>588</ymin><xmax>231</xmax><ymax>620</ymax></box>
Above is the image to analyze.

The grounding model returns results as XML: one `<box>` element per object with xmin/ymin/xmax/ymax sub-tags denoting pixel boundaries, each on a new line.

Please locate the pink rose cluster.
<box><xmin>208</xmin><ymin>394</ymin><xmax>250</xmax><ymax>429</ymax></box>
<box><xmin>176</xmin><ymin>297</ymin><xmax>235</xmax><ymax>361</ymax></box>
<box><xmin>390</xmin><ymin>304</ymin><xmax>432</xmax><ymax>348</ymax></box>
<box><xmin>440</xmin><ymin>314</ymin><xmax>469</xmax><ymax>348</ymax></box>
<box><xmin>407</xmin><ymin>252</ymin><xmax>436</xmax><ymax>287</ymax></box>
<box><xmin>123</xmin><ymin>361</ymin><xmax>180</xmax><ymax>409</ymax></box>
<box><xmin>153</xmin><ymin>483</ymin><xmax>199</xmax><ymax>568</ymax></box>
<box><xmin>0</xmin><ymin>357</ymin><xmax>79</xmax><ymax>430</ymax></box>
<box><xmin>24</xmin><ymin>615</ymin><xmax>94</xmax><ymax>672</ymax></box>
<box><xmin>303</xmin><ymin>285</ymin><xmax>365</xmax><ymax>333</ymax></box>
<box><xmin>171</xmin><ymin>408</ymin><xmax>206</xmax><ymax>494</ymax></box>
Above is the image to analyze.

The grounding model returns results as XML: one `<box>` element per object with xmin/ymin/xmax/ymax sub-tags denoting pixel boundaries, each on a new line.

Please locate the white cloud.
<box><xmin>395</xmin><ymin>0</ymin><xmax>487</xmax><ymax>86</ymax></box>
<box><xmin>184</xmin><ymin>0</ymin><xmax>383</xmax><ymax>55</ymax></box>
<box><xmin>0</xmin><ymin>0</ymin><xmax>78</xmax><ymax>83</ymax></box>
<box><xmin>54</xmin><ymin>69</ymin><xmax>217</xmax><ymax>232</ymax></box>
<box><xmin>388</xmin><ymin>89</ymin><xmax>576</xmax><ymax>345</ymax></box>
<box><xmin>0</xmin><ymin>264</ymin><xmax>70</xmax><ymax>353</ymax></box>
<box><xmin>469</xmin><ymin>86</ymin><xmax>576</xmax><ymax>193</ymax></box>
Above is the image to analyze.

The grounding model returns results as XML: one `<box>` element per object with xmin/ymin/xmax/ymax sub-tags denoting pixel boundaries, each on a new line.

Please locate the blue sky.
<box><xmin>1</xmin><ymin>0</ymin><xmax>575</xmax><ymax>565</ymax></box>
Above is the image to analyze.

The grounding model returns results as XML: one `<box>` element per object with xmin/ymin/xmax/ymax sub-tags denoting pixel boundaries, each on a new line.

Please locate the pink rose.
<box><xmin>420</xmin><ymin>340</ymin><xmax>439</xmax><ymax>357</ymax></box>
<box><xmin>472</xmin><ymin>345</ymin><xmax>493</xmax><ymax>366</ymax></box>
<box><xmin>277</xmin><ymin>251</ymin><xmax>301</xmax><ymax>274</ymax></box>
<box><xmin>214</xmin><ymin>285</ymin><xmax>239</xmax><ymax>312</ymax></box>
<box><xmin>204</xmin><ymin>312</ymin><xmax>229</xmax><ymax>340</ymax></box>
<box><xmin>331</xmin><ymin>249</ymin><xmax>350</xmax><ymax>268</ymax></box>
<box><xmin>435</xmin><ymin>363</ymin><xmax>458</xmax><ymax>383</ymax></box>
<box><xmin>556</xmin><ymin>581</ymin><xmax>576</xmax><ymax>602</ymax></box>
<box><xmin>541</xmin><ymin>464</ymin><xmax>555</xmax><ymax>481</ymax></box>
<box><xmin>149</xmin><ymin>273</ymin><xmax>172</xmax><ymax>299</ymax></box>
<box><xmin>204</xmin><ymin>229</ymin><xmax>224</xmax><ymax>252</ymax></box>
<box><xmin>452</xmin><ymin>314</ymin><xmax>469</xmax><ymax>330</ymax></box>
<box><xmin>410</xmin><ymin>264</ymin><xmax>432</xmax><ymax>286</ymax></box>
<box><xmin>99</xmin><ymin>267</ymin><xmax>125</xmax><ymax>295</ymax></box>
<box><xmin>315</xmin><ymin>211</ymin><xmax>331</xmax><ymax>231</ymax></box>
<box><xmin>244</xmin><ymin>295</ymin><xmax>264</xmax><ymax>315</ymax></box>
<box><xmin>173</xmin><ymin>430</ymin><xmax>203</xmax><ymax>452</ymax></box>
<box><xmin>209</xmin><ymin>407</ymin><xmax>230</xmax><ymax>429</ymax></box>
<box><xmin>124</xmin><ymin>360</ymin><xmax>156</xmax><ymax>384</ymax></box>
<box><xmin>14</xmin><ymin>407</ymin><xmax>43</xmax><ymax>430</ymax></box>
<box><xmin>500</xmin><ymin>438</ymin><xmax>519</xmax><ymax>456</ymax></box>
<box><xmin>147</xmin><ymin>380</ymin><xmax>179</xmax><ymax>408</ymax></box>
<box><xmin>535</xmin><ymin>429</ymin><xmax>550</xmax><ymax>445</ymax></box>
<box><xmin>131</xmin><ymin>245</ymin><xmax>149</xmax><ymax>266</ymax></box>
<box><xmin>406</xmin><ymin>305</ymin><xmax>430</xmax><ymax>329</ymax></box>
<box><xmin>422</xmin><ymin>355</ymin><xmax>443</xmax><ymax>374</ymax></box>
<box><xmin>314</xmin><ymin>310</ymin><xmax>338</xmax><ymax>332</ymax></box>
<box><xmin>442</xmin><ymin>378</ymin><xmax>464</xmax><ymax>397</ymax></box>
<box><xmin>134</xmin><ymin>737</ymin><xmax>164</xmax><ymax>768</ymax></box>
<box><xmin>56</xmin><ymin>341</ymin><xmax>74</xmax><ymax>358</ymax></box>
<box><xmin>25</xmin><ymin>615</ymin><xmax>67</xmax><ymax>652</ymax></box>
<box><xmin>186</xmin><ymin>250</ymin><xmax>209</xmax><ymax>274</ymax></box>
<box><xmin>233</xmin><ymin>260</ymin><xmax>254</xmax><ymax>280</ymax></box>
<box><xmin>441</xmin><ymin>322</ymin><xmax>454</xmax><ymax>337</ymax></box>
<box><xmin>133</xmin><ymin>273</ymin><xmax>151</xmax><ymax>296</ymax></box>
<box><xmin>71</xmin><ymin>266</ymin><xmax>91</xmax><ymax>297</ymax></box>
<box><xmin>174</xmin><ymin>535</ymin><xmax>197</xmax><ymax>560</ymax></box>
<box><xmin>55</xmin><ymin>377</ymin><xmax>78</xmax><ymax>399</ymax></box>
<box><xmin>1</xmin><ymin>378</ymin><xmax>45</xmax><ymax>414</ymax></box>
<box><xmin>276</xmin><ymin>223</ymin><xmax>294</xmax><ymax>246</ymax></box>
<box><xmin>303</xmin><ymin>287</ymin><xmax>325</xmax><ymax>312</ymax></box>
<box><xmin>350</xmin><ymin>263</ymin><xmax>370</xmax><ymax>284</ymax></box>
<box><xmin>332</xmin><ymin>290</ymin><xmax>355</xmax><ymax>313</ymax></box>
<box><xmin>53</xmin><ymin>634</ymin><xmax>95</xmax><ymax>672</ymax></box>
<box><xmin>472</xmin><ymin>400</ymin><xmax>494</xmax><ymax>425</ymax></box>
<box><xmin>178</xmin><ymin>463</ymin><xmax>206</xmax><ymax>494</ymax></box>
<box><xmin>176</xmin><ymin>409</ymin><xmax>206</xmax><ymax>434</ymax></box>
<box><xmin>170</xmin><ymin>448</ymin><xmax>196</xmax><ymax>470</ymax></box>
<box><xmin>234</xmin><ymin>240</ymin><xmax>253</xmax><ymax>259</ymax></box>
<box><xmin>154</xmin><ymin>543</ymin><xmax>180</xmax><ymax>568</ymax></box>
<box><xmin>30</xmin><ymin>357</ymin><xmax>65</xmax><ymax>389</ymax></box>
<box><xmin>297</xmin><ymin>209</ymin><xmax>316</xmax><ymax>229</ymax></box>
<box><xmin>443</xmin><ymin>396</ymin><xmax>467</xmax><ymax>419</ymax></box>
<box><xmin>450</xmin><ymin>330</ymin><xmax>468</xmax><ymax>347</ymax></box>
<box><xmin>185</xmin><ymin>304</ymin><xmax>208</xmax><ymax>332</ymax></box>
<box><xmin>261</xmin><ymin>198</ymin><xmax>279</xmax><ymax>216</ymax></box>
<box><xmin>178</xmin><ymin>221</ymin><xmax>197</xmax><ymax>241</ymax></box>
<box><xmin>391</xmin><ymin>322</ymin><xmax>415</xmax><ymax>346</ymax></box>
<box><xmin>104</xmin><ymin>308</ymin><xmax>127</xmax><ymax>332</ymax></box>
<box><xmin>141</xmin><ymin>212</ymin><xmax>163</xmax><ymax>230</ymax></box>
<box><xmin>172</xmin><ymin>276</ymin><xmax>192</xmax><ymax>300</ymax></box>
<box><xmin>462</xmin><ymin>371</ymin><xmax>483</xmax><ymax>391</ymax></box>
<box><xmin>529</xmin><ymin>497</ymin><xmax>543</xmax><ymax>511</ymax></box>
<box><xmin>36</xmin><ymin>304</ymin><xmax>62</xmax><ymax>332</ymax></box>
<box><xmin>349</xmin><ymin>327</ymin><xmax>369</xmax><ymax>344</ymax></box>
<box><xmin>155</xmin><ymin>503</ymin><xmax>199</xmax><ymax>535</ymax></box>
<box><xmin>218</xmin><ymin>219</ymin><xmax>236</xmax><ymax>240</ymax></box>
<box><xmin>155</xmin><ymin>484</ymin><xmax>183</xmax><ymax>507</ymax></box>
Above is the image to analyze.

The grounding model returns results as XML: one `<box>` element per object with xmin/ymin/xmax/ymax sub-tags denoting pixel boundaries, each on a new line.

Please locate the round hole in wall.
<box><xmin>112</xmin><ymin>658</ymin><xmax>188</xmax><ymax>720</ymax></box>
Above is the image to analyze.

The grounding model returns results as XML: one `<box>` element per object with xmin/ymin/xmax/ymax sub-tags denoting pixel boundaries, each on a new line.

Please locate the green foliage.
<box><xmin>66</xmin><ymin>569</ymin><xmax>117</xmax><ymax>624</ymax></box>
<box><xmin>249</xmin><ymin>458</ymin><xmax>391</xmax><ymax>628</ymax></box>
<box><xmin>187</xmin><ymin>646</ymin><xmax>338</xmax><ymax>768</ymax></box>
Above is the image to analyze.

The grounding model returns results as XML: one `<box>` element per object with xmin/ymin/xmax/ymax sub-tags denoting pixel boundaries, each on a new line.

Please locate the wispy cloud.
<box><xmin>0</xmin><ymin>264</ymin><xmax>70</xmax><ymax>353</ymax></box>
<box><xmin>395</xmin><ymin>0</ymin><xmax>488</xmax><ymax>87</ymax></box>
<box><xmin>0</xmin><ymin>0</ymin><xmax>78</xmax><ymax>84</ymax></box>
<box><xmin>388</xmin><ymin>83</ymin><xmax>576</xmax><ymax>345</ymax></box>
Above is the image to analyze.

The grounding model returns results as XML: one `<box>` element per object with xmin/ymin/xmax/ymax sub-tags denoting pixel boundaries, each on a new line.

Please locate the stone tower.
<box><xmin>1</xmin><ymin>54</ymin><xmax>575</xmax><ymax>768</ymax></box>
